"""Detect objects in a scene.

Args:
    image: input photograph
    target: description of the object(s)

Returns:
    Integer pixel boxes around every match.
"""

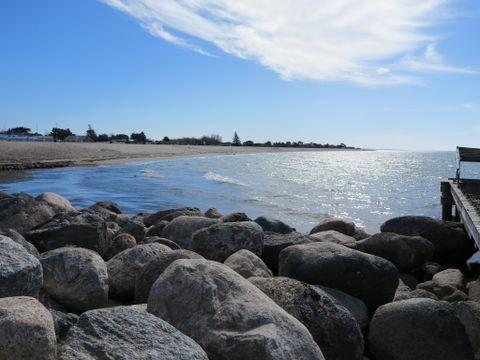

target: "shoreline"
[0,141,366,173]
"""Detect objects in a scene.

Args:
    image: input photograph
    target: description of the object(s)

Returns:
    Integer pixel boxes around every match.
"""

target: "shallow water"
[1,150,478,233]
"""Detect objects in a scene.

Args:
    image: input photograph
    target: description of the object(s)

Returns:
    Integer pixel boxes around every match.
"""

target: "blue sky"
[0,0,479,150]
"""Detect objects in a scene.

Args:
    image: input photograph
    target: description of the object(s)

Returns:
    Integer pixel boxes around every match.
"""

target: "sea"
[1,150,479,234]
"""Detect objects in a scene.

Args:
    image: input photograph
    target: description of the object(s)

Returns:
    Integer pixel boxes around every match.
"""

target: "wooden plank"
[458,147,480,162]
[449,180,480,249]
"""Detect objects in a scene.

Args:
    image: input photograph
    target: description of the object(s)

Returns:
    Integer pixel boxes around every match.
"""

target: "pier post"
[441,181,453,221]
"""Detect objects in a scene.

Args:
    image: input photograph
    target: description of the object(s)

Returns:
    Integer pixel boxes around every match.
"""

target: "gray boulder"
[416,280,468,302]
[101,232,137,260]
[0,296,57,360]
[147,259,325,360]
[394,280,438,301]
[25,211,104,252]
[49,309,79,341]
[0,228,39,257]
[220,212,252,222]
[36,192,75,213]
[0,192,69,234]
[380,216,473,264]
[224,249,273,278]
[250,276,364,360]
[161,216,218,249]
[205,207,223,218]
[58,305,208,359]
[310,230,356,245]
[139,236,181,249]
[90,200,122,214]
[107,243,172,299]
[254,216,294,234]
[368,298,474,360]
[262,231,313,274]
[118,219,147,242]
[467,279,480,302]
[144,207,203,226]
[310,217,356,236]
[135,249,204,303]
[351,232,434,271]
[0,235,43,297]
[279,242,399,310]
[433,268,465,290]
[453,301,480,360]
[39,247,108,311]
[145,220,169,237]
[191,221,264,262]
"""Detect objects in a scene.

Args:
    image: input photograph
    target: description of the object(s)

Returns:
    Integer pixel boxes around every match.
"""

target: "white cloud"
[100,0,475,85]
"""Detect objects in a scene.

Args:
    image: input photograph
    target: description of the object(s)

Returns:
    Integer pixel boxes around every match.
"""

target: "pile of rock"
[0,192,479,359]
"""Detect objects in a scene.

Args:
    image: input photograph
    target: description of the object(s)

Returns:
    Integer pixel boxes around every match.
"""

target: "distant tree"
[86,125,98,141]
[243,140,254,146]
[112,134,129,141]
[5,127,31,135]
[97,133,110,142]
[131,131,147,143]
[50,127,72,142]
[232,131,241,146]
[162,136,170,143]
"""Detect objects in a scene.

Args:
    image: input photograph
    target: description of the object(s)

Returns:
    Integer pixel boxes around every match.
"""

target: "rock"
[453,301,480,360]
[25,211,104,252]
[88,204,122,223]
[39,247,108,311]
[90,200,122,214]
[0,235,43,298]
[140,236,181,249]
[399,273,419,289]
[0,296,57,359]
[101,232,137,260]
[144,207,203,226]
[148,259,325,360]
[416,280,468,302]
[380,216,474,264]
[279,242,399,310]
[262,231,313,274]
[135,249,204,303]
[250,276,364,360]
[254,216,294,234]
[0,228,39,257]
[394,280,438,301]
[467,280,480,302]
[368,298,474,360]
[205,207,223,218]
[107,243,172,299]
[145,220,169,237]
[220,212,252,222]
[420,261,443,280]
[50,309,79,341]
[318,286,370,333]
[433,268,465,291]
[118,220,147,242]
[310,217,356,236]
[161,216,218,249]
[310,230,356,245]
[191,221,264,262]
[353,228,371,241]
[224,249,273,278]
[351,232,434,271]
[58,305,208,360]
[0,192,68,234]
[36,192,75,213]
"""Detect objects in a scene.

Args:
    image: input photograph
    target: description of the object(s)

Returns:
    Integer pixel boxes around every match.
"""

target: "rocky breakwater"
[0,191,479,359]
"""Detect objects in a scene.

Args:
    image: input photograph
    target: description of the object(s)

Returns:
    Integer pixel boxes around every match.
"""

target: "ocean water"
[1,150,479,233]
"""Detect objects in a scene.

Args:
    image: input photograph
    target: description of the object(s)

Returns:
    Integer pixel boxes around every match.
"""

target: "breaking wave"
[203,171,246,186]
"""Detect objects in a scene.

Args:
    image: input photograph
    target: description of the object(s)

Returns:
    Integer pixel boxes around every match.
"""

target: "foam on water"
[203,171,246,186]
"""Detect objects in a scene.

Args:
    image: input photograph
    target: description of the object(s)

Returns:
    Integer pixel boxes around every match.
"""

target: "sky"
[0,0,479,150]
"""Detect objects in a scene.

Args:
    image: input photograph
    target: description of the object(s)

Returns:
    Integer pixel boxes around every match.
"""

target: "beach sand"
[0,141,358,171]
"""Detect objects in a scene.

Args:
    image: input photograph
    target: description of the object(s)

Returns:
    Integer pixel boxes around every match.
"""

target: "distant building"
[64,135,93,143]
[0,134,53,142]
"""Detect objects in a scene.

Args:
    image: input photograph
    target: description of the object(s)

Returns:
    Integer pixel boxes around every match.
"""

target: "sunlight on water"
[2,150,479,233]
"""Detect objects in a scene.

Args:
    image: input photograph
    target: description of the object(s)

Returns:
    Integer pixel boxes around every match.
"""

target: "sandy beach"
[0,141,359,171]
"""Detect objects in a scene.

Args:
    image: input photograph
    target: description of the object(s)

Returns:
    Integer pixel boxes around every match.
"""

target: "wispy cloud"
[100,0,475,85]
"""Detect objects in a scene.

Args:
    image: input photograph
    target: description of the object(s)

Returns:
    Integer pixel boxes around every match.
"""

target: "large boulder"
[205,207,222,218]
[118,219,147,242]
[58,305,208,359]
[139,236,181,249]
[36,192,75,213]
[107,243,172,299]
[0,192,69,234]
[0,235,43,298]
[310,230,356,245]
[250,276,364,360]
[368,298,474,360]
[380,216,474,263]
[39,247,108,311]
[393,280,438,302]
[101,232,137,260]
[254,216,294,234]
[161,216,218,249]
[350,232,434,271]
[191,221,264,262]
[432,268,465,291]
[416,280,468,302]
[49,309,79,341]
[135,249,204,303]
[25,211,105,252]
[0,228,39,257]
[144,207,203,226]
[310,217,356,236]
[145,220,169,237]
[0,296,57,359]
[220,212,252,222]
[224,249,273,278]
[148,259,325,360]
[453,301,480,360]
[279,242,399,310]
[262,231,313,274]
